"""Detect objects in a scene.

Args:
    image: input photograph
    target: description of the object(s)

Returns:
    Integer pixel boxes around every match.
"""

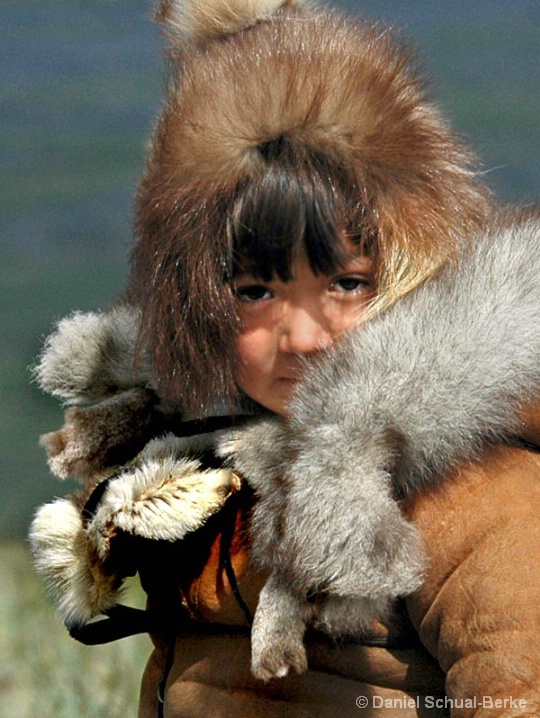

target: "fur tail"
[29,499,121,628]
[292,214,540,492]
[155,0,302,47]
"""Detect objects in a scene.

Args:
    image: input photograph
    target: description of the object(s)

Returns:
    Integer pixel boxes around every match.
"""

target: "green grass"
[0,542,151,718]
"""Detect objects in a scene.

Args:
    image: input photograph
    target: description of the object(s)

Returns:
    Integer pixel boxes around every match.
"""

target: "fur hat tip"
[156,0,302,47]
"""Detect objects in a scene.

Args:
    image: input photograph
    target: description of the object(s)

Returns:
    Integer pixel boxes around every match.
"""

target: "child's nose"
[278,306,333,356]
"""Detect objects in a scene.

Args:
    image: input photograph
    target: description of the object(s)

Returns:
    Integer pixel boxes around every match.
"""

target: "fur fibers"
[40,387,160,481]
[30,498,122,627]
[33,305,151,404]
[156,0,301,46]
[225,214,540,680]
[30,432,240,627]
[86,452,240,555]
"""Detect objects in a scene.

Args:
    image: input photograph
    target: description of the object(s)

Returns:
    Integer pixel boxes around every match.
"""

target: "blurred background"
[1,0,538,715]
[3,0,540,541]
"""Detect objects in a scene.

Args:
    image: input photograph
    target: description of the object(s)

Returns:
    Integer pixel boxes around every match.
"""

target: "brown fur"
[130,2,492,414]
[40,388,162,482]
[155,0,301,46]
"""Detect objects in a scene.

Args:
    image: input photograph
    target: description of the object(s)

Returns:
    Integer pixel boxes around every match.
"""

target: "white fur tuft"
[29,448,240,627]
[88,457,241,555]
[29,499,120,627]
[33,305,150,404]
[156,0,302,47]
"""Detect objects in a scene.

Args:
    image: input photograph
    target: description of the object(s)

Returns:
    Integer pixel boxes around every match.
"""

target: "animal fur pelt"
[30,432,240,628]
[34,304,151,404]
[224,213,540,680]
[31,213,540,675]
[156,0,301,47]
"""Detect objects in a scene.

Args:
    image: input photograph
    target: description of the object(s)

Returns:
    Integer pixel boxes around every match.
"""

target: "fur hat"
[143,0,488,270]
[131,0,491,412]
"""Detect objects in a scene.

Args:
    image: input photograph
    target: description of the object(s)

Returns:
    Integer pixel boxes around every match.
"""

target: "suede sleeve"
[404,445,540,717]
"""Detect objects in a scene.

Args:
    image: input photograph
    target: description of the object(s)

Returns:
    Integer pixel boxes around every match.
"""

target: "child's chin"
[271,378,300,415]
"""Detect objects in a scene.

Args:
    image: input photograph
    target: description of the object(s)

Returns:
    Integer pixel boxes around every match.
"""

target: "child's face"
[233,251,375,416]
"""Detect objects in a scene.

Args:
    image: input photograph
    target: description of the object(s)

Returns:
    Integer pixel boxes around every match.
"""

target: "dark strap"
[81,477,114,526]
[69,605,161,645]
[165,413,255,438]
[507,435,540,454]
[219,495,254,626]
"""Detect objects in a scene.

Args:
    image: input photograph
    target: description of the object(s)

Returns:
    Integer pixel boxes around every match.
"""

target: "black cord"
[219,492,253,626]
[222,551,253,626]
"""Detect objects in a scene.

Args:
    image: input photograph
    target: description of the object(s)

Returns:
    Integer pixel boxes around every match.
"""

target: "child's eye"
[233,284,273,303]
[331,275,371,294]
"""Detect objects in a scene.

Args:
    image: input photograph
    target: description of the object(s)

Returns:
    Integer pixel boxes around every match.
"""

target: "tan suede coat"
[139,438,540,718]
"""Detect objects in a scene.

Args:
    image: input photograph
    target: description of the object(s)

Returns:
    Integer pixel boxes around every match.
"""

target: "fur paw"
[251,624,308,681]
[250,574,309,681]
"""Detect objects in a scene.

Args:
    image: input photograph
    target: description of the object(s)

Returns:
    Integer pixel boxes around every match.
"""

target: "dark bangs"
[227,141,373,282]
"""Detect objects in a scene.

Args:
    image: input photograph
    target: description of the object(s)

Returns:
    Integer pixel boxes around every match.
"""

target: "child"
[31,1,540,716]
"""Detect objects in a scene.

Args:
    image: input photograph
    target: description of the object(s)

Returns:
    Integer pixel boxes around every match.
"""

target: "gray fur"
[226,216,540,680]
[32,215,540,679]
[33,304,152,404]
[294,215,540,490]
[228,418,425,680]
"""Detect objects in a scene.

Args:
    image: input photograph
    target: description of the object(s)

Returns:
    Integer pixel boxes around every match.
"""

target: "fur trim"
[156,0,302,47]
[39,388,160,481]
[30,435,241,627]
[33,305,149,404]
[87,456,241,557]
[29,499,120,628]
